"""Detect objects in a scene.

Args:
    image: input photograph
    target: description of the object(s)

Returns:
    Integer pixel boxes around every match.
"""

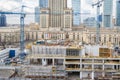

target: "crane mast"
[20,5,26,59]
[92,0,104,44]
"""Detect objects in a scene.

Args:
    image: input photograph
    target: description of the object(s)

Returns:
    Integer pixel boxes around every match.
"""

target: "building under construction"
[25,40,120,80]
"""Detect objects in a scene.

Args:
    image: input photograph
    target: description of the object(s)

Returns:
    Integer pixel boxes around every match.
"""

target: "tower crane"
[0,5,26,59]
[92,0,104,44]
[0,3,91,59]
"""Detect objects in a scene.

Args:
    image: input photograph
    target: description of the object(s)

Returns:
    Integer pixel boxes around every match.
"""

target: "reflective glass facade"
[116,1,120,26]
[0,14,6,26]
[35,0,48,24]
[103,0,113,27]
[72,0,81,26]
[39,0,48,8]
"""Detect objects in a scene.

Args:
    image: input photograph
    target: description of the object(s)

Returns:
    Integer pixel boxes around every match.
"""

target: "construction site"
[0,38,120,80]
[1,39,120,80]
[0,0,120,80]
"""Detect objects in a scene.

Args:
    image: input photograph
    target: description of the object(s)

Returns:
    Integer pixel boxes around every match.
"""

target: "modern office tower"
[103,0,113,27]
[39,0,48,8]
[72,0,81,26]
[0,14,6,27]
[83,17,96,27]
[35,7,40,24]
[35,0,48,24]
[116,1,120,26]
[49,0,67,28]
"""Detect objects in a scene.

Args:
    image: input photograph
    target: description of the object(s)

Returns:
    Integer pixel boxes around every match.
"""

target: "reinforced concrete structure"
[26,40,120,80]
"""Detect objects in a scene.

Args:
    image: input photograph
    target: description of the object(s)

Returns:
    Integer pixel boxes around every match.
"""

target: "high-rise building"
[72,0,81,26]
[103,0,113,27]
[35,0,48,24]
[35,7,40,24]
[49,0,67,28]
[40,0,72,31]
[116,1,120,26]
[0,14,6,27]
[39,0,48,8]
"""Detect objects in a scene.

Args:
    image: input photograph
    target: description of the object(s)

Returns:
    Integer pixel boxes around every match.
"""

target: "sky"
[0,0,117,24]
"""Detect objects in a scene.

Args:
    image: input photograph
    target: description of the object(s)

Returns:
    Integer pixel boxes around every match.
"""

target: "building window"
[77,34,79,40]
[94,37,96,43]
[104,37,106,43]
[42,34,44,39]
[66,33,69,39]
[99,37,101,42]
[115,38,117,43]
[109,37,111,42]
[41,11,47,14]
[65,11,70,14]
[73,33,75,40]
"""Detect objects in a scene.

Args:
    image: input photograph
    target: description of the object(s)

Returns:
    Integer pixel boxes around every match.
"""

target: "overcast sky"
[0,0,117,24]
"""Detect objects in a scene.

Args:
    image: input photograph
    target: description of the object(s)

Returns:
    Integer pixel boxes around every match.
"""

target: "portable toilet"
[9,50,15,58]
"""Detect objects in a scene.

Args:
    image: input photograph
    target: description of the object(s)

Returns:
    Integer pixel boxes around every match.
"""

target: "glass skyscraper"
[103,0,113,27]
[72,0,81,26]
[0,14,6,26]
[116,1,120,26]
[35,0,48,24]
[35,7,40,24]
[39,0,48,8]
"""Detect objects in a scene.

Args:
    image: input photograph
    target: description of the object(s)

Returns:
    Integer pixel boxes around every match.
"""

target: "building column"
[92,59,94,80]
[63,59,65,68]
[102,60,105,77]
[80,71,82,79]
[92,71,94,80]
[42,58,47,66]
[53,58,55,66]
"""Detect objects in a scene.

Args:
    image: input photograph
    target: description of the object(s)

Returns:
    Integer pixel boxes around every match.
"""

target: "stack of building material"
[0,69,15,79]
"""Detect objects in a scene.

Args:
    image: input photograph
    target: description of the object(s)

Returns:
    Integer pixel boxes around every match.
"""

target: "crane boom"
[0,7,91,59]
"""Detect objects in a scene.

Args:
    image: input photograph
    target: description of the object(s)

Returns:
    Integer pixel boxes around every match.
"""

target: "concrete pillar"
[102,72,105,77]
[80,71,82,79]
[92,71,94,80]
[53,58,54,66]
[63,59,65,68]
[102,59,105,77]
[42,58,47,66]
[92,59,94,70]
[116,65,118,70]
